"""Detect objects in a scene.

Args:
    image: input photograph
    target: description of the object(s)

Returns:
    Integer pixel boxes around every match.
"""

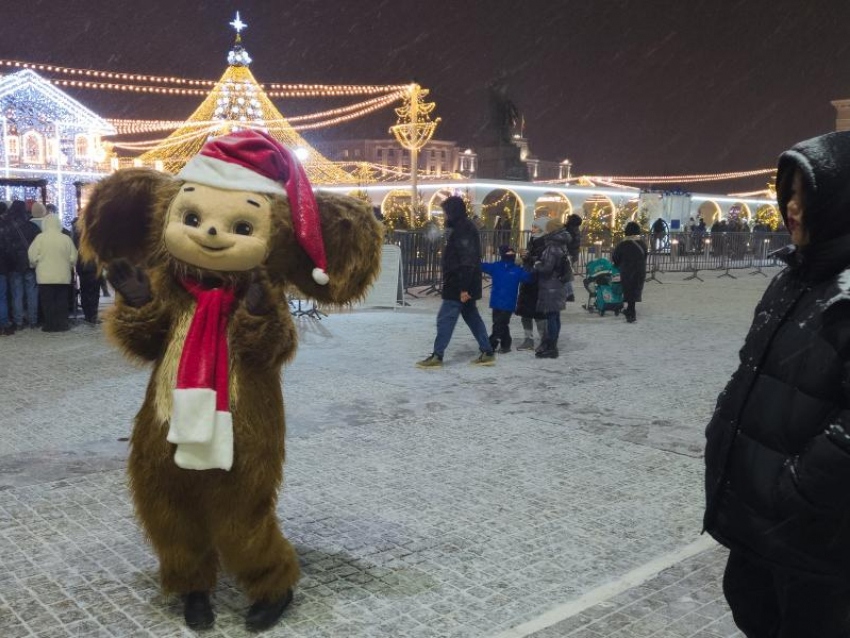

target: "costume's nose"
[208,227,217,236]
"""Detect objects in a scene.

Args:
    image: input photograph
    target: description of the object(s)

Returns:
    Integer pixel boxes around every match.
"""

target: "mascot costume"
[80,130,382,631]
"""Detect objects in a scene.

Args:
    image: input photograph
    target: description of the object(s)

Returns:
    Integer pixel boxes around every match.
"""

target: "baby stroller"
[583,258,624,317]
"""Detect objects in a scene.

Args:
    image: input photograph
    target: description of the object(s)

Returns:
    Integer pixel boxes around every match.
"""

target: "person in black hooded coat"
[612,222,647,323]
[704,131,850,638]
[416,196,495,367]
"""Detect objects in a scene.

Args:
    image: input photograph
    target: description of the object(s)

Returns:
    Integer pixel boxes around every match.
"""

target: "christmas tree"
[141,13,353,183]
[755,204,781,230]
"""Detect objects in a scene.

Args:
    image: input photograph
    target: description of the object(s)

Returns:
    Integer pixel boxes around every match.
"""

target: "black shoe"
[183,591,214,630]
[498,346,512,354]
[626,315,636,323]
[3,325,15,336]
[246,589,294,632]
[566,294,575,302]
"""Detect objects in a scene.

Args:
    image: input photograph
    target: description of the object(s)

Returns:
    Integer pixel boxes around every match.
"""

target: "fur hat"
[545,219,561,233]
[30,202,46,218]
[531,218,548,232]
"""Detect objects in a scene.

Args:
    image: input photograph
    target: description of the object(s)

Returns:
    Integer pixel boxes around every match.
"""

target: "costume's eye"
[183,211,201,228]
[234,221,253,236]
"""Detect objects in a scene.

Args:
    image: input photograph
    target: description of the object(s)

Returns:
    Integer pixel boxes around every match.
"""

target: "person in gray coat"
[533,219,568,358]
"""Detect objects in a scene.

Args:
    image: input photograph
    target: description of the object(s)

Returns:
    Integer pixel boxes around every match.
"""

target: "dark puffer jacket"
[441,213,483,301]
[534,229,568,313]
[704,131,850,581]
[515,235,546,319]
[612,237,647,303]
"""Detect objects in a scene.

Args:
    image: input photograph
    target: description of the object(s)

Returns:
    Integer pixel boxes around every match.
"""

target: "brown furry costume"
[81,167,382,609]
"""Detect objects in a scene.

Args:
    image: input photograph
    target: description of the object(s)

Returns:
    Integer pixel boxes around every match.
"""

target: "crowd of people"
[416,197,646,367]
[0,200,106,335]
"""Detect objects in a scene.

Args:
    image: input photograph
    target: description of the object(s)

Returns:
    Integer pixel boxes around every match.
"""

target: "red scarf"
[167,280,237,471]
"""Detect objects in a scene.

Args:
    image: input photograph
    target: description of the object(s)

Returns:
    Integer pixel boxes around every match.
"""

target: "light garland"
[0,58,411,96]
[539,168,775,186]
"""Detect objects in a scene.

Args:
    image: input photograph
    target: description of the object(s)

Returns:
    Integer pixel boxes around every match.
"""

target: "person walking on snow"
[704,131,850,638]
[612,221,647,323]
[481,245,532,353]
[417,196,495,368]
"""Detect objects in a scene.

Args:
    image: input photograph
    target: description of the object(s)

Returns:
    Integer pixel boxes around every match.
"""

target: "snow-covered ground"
[0,269,774,637]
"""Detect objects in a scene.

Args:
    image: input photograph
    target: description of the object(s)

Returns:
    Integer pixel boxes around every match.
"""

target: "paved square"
[0,270,770,637]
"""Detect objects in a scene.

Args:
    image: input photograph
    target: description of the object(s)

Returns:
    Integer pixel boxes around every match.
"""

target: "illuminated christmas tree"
[141,13,353,183]
[755,204,781,230]
[583,201,613,247]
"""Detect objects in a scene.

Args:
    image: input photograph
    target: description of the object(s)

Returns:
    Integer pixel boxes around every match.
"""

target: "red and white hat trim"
[178,153,286,196]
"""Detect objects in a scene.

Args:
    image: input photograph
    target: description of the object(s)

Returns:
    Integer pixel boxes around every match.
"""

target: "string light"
[106,91,407,135]
[0,58,410,95]
[539,168,775,185]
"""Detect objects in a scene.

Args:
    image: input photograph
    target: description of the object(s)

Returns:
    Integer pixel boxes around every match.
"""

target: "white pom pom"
[312,267,330,286]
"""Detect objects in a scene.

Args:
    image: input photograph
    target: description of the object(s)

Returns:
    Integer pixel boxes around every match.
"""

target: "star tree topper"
[230,12,247,41]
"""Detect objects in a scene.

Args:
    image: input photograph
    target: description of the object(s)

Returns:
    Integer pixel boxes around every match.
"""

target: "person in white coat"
[28,215,76,332]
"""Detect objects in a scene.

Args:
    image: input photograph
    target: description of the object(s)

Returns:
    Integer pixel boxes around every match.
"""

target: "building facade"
[0,69,115,224]
[833,99,850,132]
[316,136,570,181]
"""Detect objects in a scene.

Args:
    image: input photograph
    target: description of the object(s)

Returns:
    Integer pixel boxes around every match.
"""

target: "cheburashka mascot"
[80,130,382,632]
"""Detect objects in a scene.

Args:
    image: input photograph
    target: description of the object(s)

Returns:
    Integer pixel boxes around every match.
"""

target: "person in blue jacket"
[481,245,532,353]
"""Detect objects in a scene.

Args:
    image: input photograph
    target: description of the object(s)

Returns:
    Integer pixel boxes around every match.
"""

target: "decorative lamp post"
[390,83,440,223]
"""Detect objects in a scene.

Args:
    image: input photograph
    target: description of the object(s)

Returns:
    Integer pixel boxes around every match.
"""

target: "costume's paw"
[183,591,215,631]
[245,589,293,632]
[107,259,152,308]
[244,279,271,315]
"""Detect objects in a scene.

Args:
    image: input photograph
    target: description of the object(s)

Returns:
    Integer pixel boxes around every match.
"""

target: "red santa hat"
[177,129,329,285]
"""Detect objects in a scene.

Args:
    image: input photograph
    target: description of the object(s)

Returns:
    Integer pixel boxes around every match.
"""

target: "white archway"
[534,191,572,223]
[698,200,722,226]
[481,188,524,230]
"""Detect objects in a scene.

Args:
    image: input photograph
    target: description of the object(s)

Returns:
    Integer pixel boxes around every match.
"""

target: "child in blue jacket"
[481,245,533,353]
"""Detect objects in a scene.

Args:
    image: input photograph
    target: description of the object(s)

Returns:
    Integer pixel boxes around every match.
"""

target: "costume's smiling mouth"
[190,235,234,253]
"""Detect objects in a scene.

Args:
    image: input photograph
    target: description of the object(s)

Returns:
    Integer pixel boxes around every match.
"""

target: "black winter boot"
[535,340,550,358]
[183,591,215,630]
[245,589,294,632]
[536,340,559,359]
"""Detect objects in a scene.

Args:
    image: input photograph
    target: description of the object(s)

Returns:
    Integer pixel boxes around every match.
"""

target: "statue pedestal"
[475,144,529,181]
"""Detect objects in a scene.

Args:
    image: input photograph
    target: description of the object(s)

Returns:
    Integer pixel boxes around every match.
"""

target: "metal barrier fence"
[387,230,789,293]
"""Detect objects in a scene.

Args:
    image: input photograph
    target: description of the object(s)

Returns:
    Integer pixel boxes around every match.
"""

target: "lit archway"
[534,191,572,222]
[698,200,722,226]
[582,195,617,246]
[381,189,424,230]
[481,188,523,230]
[729,202,752,224]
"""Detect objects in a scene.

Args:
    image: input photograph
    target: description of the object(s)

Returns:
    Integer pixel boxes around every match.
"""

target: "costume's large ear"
[80,168,176,265]
[267,192,384,304]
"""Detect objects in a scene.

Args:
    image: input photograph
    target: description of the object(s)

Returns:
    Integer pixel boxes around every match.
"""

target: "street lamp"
[390,84,440,223]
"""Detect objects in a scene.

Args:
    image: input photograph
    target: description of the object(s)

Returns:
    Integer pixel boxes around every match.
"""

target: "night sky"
[3,0,848,188]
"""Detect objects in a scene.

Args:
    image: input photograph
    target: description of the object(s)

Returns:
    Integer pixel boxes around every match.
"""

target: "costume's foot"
[471,352,496,366]
[183,591,214,630]
[516,338,535,351]
[416,353,443,368]
[246,589,293,632]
